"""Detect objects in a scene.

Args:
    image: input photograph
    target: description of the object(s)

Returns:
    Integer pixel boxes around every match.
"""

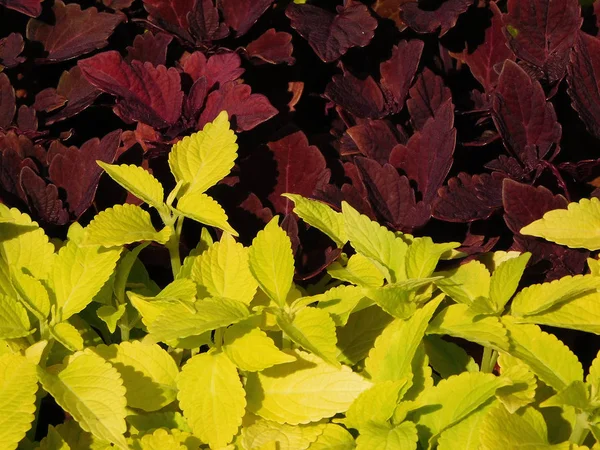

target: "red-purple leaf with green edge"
[355,156,430,231]
[20,167,69,225]
[346,120,400,165]
[246,29,295,65]
[406,68,451,130]
[454,2,515,91]
[493,60,561,165]
[48,130,122,218]
[502,179,588,280]
[26,1,123,62]
[0,0,42,17]
[567,31,600,140]
[266,130,330,215]
[286,1,378,63]
[181,51,244,89]
[44,66,100,125]
[400,0,473,36]
[78,51,183,129]
[126,31,173,66]
[503,0,582,83]
[324,70,386,119]
[390,99,456,205]
[198,81,277,132]
[380,40,424,113]
[0,33,25,69]
[218,0,274,37]
[0,73,16,129]
[188,0,228,43]
[433,172,505,222]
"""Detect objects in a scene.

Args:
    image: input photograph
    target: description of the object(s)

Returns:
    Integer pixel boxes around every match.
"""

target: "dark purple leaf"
[503,0,582,83]
[380,40,424,113]
[355,157,430,231]
[198,81,277,132]
[34,88,67,113]
[26,1,123,62]
[184,77,207,121]
[20,167,69,225]
[324,70,386,119]
[188,0,228,42]
[406,68,451,130]
[246,29,295,65]
[181,51,244,90]
[286,1,378,63]
[102,0,135,10]
[0,33,25,69]
[485,155,529,180]
[78,51,183,129]
[48,130,121,218]
[400,0,473,36]
[0,0,42,17]
[390,99,456,204]
[433,172,505,222]
[45,66,101,125]
[346,120,399,165]
[0,74,16,129]
[126,32,173,66]
[143,0,193,31]
[16,106,37,132]
[266,131,330,215]
[218,0,273,37]
[492,60,562,164]
[281,214,300,255]
[567,32,600,140]
[455,2,515,91]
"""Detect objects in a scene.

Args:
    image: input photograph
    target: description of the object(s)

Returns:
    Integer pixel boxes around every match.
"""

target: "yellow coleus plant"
[2,112,600,450]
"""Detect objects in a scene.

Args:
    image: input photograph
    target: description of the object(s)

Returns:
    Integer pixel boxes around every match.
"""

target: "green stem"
[481,347,498,373]
[214,328,224,351]
[569,411,590,445]
[162,217,181,278]
[119,324,130,342]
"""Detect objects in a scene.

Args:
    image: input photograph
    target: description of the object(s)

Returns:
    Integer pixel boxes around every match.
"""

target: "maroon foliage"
[189,0,228,43]
[0,0,42,17]
[406,68,452,130]
[126,32,173,66]
[26,1,123,62]
[181,51,244,90]
[325,70,385,119]
[219,0,274,37]
[78,51,183,129]
[246,29,295,65]
[266,131,329,215]
[400,0,473,36]
[380,40,424,112]
[492,60,561,165]
[346,120,400,165]
[0,33,25,69]
[286,1,378,63]
[20,167,69,225]
[503,0,582,83]
[0,74,16,129]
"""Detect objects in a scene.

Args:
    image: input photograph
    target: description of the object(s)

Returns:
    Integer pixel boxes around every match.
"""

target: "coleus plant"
[2,112,600,450]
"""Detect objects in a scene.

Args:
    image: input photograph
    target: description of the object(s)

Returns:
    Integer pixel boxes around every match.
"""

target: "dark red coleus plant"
[2,0,600,286]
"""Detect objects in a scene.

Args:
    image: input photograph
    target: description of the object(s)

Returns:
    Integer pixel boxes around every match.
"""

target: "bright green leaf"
[365,295,443,383]
[520,197,600,250]
[92,340,179,412]
[246,350,371,425]
[540,380,591,410]
[51,322,84,351]
[355,422,417,450]
[241,417,326,450]
[175,191,237,236]
[502,318,583,391]
[588,349,600,401]
[283,194,347,247]
[313,285,369,326]
[437,403,493,450]
[435,260,491,306]
[37,351,128,448]
[489,252,530,312]
[82,204,171,247]
[191,233,256,304]
[51,241,121,321]
[306,423,355,450]
[511,274,600,317]
[223,320,296,371]
[96,162,165,212]
[327,253,384,288]
[0,353,38,450]
[277,307,340,367]
[169,110,238,196]
[133,428,186,450]
[11,271,50,320]
[0,294,31,339]
[364,279,440,320]
[126,411,190,435]
[406,238,459,279]
[496,353,537,413]
[423,336,479,379]
[178,351,246,448]
[38,425,71,450]
[96,304,126,334]
[249,217,294,307]
[342,201,408,283]
[345,380,409,431]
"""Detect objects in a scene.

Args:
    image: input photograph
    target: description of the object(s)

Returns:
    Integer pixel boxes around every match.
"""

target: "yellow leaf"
[249,217,295,307]
[355,422,417,450]
[51,322,84,351]
[327,253,384,288]
[241,417,326,450]
[178,351,246,448]
[191,234,256,304]
[521,197,600,250]
[0,353,37,450]
[97,163,165,212]
[175,192,238,236]
[11,271,51,320]
[246,350,371,424]
[313,285,369,326]
[169,110,238,195]
[133,428,187,450]
[37,352,128,448]
[0,294,31,339]
[435,260,491,306]
[344,380,409,431]
[306,423,355,450]
[223,320,295,371]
